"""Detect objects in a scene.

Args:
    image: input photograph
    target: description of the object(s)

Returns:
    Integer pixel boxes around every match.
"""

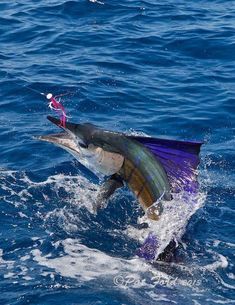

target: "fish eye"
[79,142,88,149]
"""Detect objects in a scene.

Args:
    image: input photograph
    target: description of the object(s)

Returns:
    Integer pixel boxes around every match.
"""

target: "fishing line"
[2,71,72,126]
[3,71,45,96]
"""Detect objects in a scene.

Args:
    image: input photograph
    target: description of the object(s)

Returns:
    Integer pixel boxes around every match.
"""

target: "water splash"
[0,165,232,305]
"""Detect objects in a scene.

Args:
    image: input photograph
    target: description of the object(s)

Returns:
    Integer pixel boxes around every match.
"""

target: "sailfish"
[37,116,202,260]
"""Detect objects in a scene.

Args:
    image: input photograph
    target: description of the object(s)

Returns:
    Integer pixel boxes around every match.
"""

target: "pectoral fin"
[93,174,124,211]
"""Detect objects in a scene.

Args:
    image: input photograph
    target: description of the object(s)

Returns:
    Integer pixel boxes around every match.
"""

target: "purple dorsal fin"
[129,136,203,193]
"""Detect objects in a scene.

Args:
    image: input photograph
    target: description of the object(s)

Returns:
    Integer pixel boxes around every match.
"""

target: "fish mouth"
[47,115,80,137]
[47,115,61,127]
[35,116,80,154]
[35,132,80,155]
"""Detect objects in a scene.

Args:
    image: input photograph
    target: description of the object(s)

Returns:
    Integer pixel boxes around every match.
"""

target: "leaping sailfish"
[37,116,202,260]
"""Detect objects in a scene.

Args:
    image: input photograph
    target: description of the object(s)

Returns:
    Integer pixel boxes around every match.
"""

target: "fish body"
[38,117,171,219]
[111,136,172,219]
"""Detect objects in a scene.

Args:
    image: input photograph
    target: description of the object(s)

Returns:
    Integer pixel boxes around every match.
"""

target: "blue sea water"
[0,0,234,304]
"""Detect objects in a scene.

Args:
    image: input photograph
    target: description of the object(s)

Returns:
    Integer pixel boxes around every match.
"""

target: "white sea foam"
[0,249,14,269]
[31,238,149,283]
[0,169,99,212]
[2,166,228,295]
[0,167,206,261]
[125,191,206,258]
[205,299,235,304]
[204,252,228,271]
[89,0,104,5]
[29,237,210,292]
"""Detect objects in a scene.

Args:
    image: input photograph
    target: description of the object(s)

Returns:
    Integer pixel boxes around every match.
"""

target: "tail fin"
[136,232,158,261]
[129,136,203,193]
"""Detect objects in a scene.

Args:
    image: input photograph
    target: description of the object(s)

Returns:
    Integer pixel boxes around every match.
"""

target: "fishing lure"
[46,93,67,127]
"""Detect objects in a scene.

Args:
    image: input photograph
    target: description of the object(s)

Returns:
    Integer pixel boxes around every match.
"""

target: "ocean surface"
[0,1,234,304]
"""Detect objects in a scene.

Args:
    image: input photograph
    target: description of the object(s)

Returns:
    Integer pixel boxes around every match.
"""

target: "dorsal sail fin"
[128,136,203,193]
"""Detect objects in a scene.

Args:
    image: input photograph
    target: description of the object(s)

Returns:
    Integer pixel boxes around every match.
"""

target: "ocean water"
[0,0,234,304]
